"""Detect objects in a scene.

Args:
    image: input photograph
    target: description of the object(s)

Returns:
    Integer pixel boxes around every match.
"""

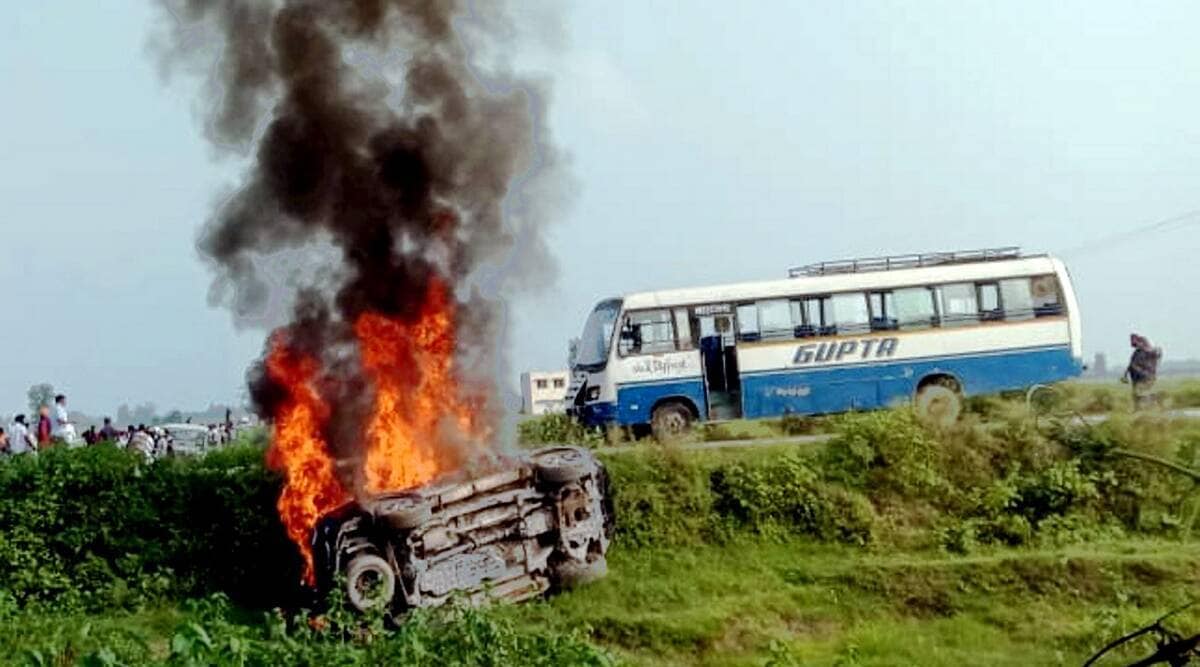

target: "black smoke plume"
[153,1,564,467]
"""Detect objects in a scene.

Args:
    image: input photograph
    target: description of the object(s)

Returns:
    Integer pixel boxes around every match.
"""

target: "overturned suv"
[312,447,613,614]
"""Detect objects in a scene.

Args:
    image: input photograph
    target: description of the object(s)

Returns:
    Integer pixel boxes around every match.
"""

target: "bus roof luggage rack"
[788,246,1022,278]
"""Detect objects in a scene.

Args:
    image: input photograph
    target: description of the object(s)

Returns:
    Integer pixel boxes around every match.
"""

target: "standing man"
[1122,333,1163,410]
[8,415,34,455]
[52,394,78,446]
[0,427,7,454]
[36,405,52,449]
[98,417,117,442]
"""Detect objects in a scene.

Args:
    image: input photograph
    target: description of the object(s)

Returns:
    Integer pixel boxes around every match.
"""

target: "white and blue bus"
[567,248,1083,438]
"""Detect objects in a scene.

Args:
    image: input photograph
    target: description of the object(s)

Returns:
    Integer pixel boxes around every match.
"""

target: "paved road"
[596,407,1200,456]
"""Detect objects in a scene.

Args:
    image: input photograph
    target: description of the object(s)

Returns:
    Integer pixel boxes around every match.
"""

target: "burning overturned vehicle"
[311,447,613,613]
[162,0,604,620]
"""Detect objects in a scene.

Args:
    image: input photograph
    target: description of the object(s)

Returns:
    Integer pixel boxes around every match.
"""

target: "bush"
[769,413,821,436]
[821,410,944,497]
[10,594,614,667]
[712,451,874,544]
[0,444,300,612]
[601,449,716,547]
[517,414,604,448]
[4,399,1199,619]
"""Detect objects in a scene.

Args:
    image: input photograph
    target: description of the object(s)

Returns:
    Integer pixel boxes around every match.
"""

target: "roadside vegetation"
[4,384,1200,664]
[516,378,1200,449]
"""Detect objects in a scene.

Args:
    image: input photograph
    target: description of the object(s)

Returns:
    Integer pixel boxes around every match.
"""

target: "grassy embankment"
[3,383,1200,665]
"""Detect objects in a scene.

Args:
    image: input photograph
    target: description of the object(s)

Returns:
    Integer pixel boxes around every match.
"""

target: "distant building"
[1092,352,1107,376]
[520,370,569,415]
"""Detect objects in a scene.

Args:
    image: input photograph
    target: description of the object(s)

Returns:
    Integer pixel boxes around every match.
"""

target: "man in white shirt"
[129,426,155,461]
[7,415,34,455]
[52,394,78,446]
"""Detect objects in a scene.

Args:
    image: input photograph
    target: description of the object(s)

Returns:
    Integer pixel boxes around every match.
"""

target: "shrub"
[0,444,299,612]
[711,452,874,544]
[769,412,821,436]
[517,414,604,448]
[821,410,944,497]
[12,594,614,667]
[601,449,716,547]
[4,400,1200,618]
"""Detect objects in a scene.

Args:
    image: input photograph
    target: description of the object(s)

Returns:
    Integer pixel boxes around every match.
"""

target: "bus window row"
[735,274,1063,342]
[615,275,1064,356]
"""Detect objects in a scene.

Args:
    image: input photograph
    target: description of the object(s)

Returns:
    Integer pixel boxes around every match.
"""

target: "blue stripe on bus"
[615,378,708,425]
[741,345,1080,419]
[583,345,1081,427]
[575,401,618,427]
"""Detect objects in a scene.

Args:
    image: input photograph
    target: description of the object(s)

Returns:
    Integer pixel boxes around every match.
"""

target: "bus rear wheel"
[651,402,692,442]
[915,379,962,427]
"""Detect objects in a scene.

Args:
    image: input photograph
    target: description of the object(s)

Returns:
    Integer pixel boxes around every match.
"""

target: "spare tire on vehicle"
[533,447,596,484]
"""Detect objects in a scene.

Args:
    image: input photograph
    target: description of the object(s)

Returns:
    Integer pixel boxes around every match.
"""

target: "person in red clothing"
[36,405,52,449]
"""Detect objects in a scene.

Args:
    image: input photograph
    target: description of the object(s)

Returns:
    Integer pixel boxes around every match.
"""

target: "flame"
[264,277,487,584]
[263,337,350,584]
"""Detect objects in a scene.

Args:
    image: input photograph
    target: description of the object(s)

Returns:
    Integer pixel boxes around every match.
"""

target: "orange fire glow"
[264,277,487,583]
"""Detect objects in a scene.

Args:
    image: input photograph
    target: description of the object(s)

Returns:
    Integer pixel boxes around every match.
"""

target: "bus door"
[694,304,742,420]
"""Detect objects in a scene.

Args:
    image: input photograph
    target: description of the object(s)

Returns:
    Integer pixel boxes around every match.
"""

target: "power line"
[1059,209,1200,257]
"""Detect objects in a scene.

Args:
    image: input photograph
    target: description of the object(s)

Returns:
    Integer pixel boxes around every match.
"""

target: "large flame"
[264,278,487,583]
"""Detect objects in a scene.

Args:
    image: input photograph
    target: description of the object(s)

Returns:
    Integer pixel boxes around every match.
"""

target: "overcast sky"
[1,2,1197,416]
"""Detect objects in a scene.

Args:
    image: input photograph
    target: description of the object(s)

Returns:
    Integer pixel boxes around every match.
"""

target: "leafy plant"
[517,414,605,448]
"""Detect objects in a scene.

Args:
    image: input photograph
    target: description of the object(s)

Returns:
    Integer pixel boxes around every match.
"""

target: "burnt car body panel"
[312,446,612,612]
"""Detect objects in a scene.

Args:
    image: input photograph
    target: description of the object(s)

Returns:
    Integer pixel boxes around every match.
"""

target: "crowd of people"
[0,394,241,460]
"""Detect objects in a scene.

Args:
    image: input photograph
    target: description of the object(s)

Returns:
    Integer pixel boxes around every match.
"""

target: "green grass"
[510,538,1200,666]
[8,538,1199,666]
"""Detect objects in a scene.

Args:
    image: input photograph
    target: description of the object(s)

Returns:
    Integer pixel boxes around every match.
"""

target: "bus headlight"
[585,386,601,402]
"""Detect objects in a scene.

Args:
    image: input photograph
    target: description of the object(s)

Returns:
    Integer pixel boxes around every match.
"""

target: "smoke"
[154,1,566,469]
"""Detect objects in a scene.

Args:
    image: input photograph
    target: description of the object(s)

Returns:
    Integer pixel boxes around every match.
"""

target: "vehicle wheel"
[344,554,396,613]
[377,494,434,530]
[534,447,596,484]
[915,380,962,427]
[554,556,608,589]
[651,402,692,441]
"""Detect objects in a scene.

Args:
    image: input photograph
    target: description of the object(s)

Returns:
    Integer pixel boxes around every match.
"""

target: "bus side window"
[1000,278,1035,321]
[830,292,870,335]
[619,310,676,356]
[736,303,760,342]
[893,287,937,330]
[674,308,695,350]
[757,299,793,340]
[977,282,1002,321]
[939,283,979,327]
[868,291,898,331]
[794,297,829,337]
[1030,275,1063,316]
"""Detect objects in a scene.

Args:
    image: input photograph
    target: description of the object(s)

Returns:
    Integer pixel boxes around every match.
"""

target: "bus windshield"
[576,299,621,369]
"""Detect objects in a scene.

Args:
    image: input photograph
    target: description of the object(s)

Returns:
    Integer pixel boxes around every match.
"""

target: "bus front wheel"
[651,402,692,441]
[915,380,962,427]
